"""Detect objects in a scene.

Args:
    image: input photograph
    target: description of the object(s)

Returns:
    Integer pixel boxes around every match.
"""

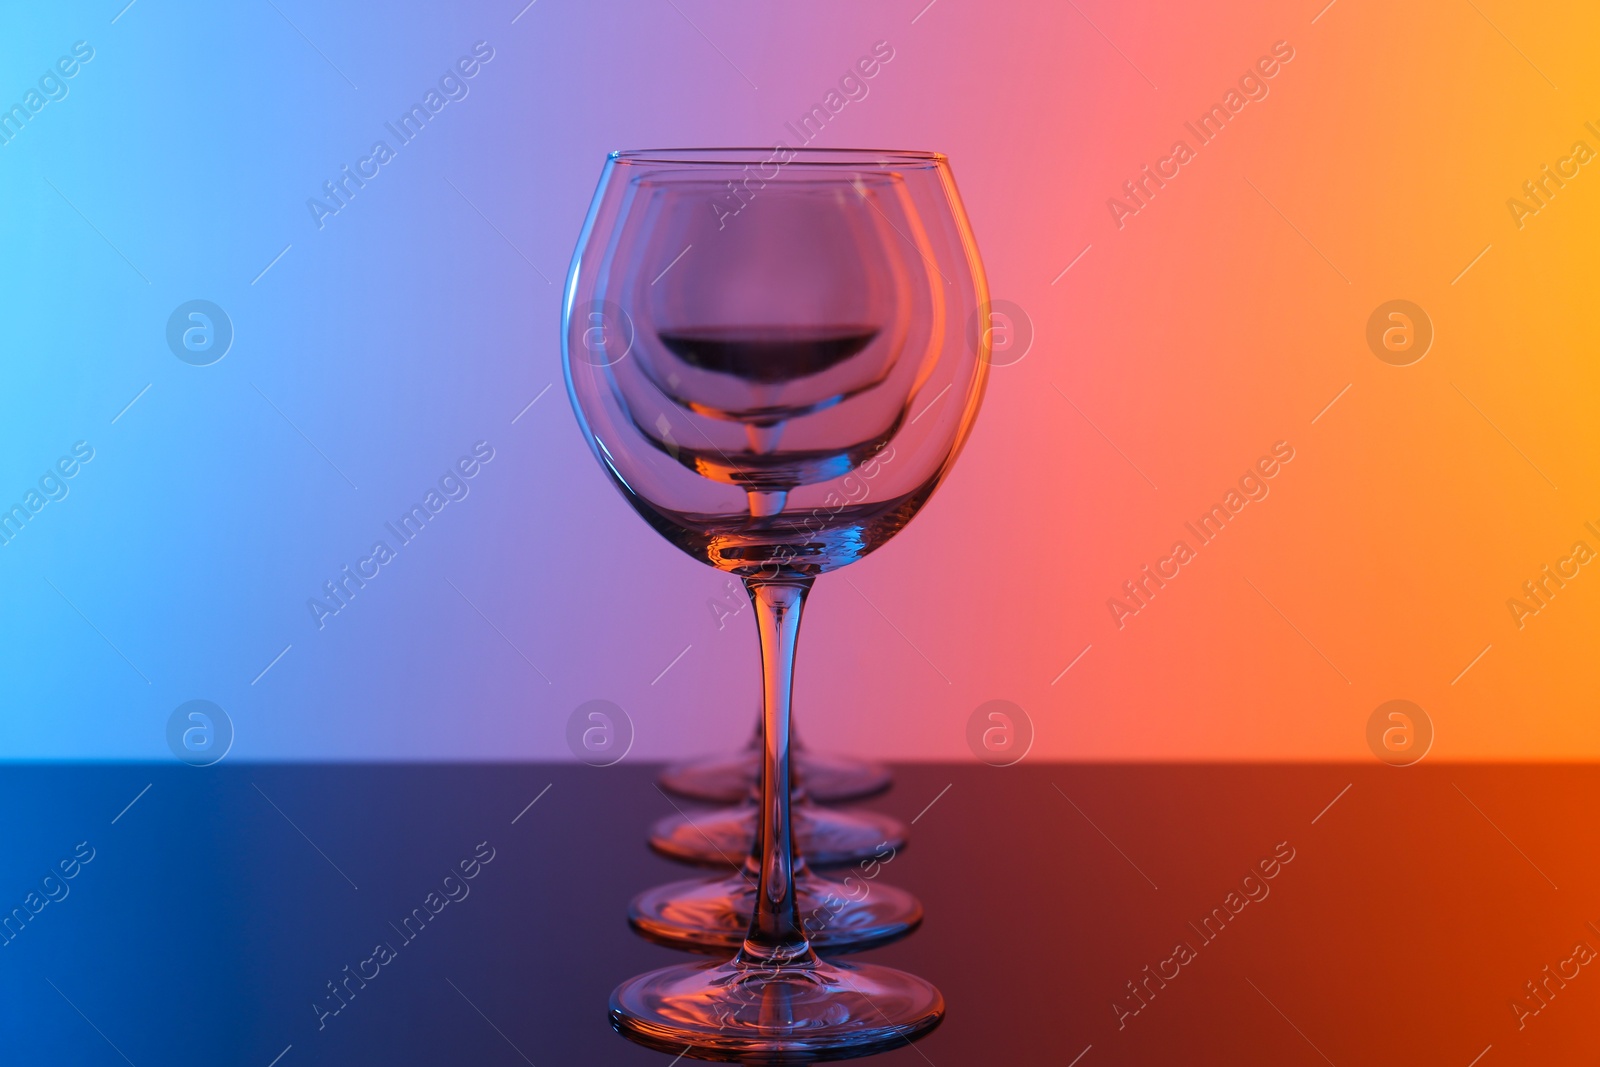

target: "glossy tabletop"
[2,762,1593,1065]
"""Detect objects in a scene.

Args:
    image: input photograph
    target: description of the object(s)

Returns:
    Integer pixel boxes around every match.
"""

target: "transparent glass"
[660,729,892,804]
[564,146,988,1060]
[643,734,914,955]
[648,788,906,868]
[630,836,920,956]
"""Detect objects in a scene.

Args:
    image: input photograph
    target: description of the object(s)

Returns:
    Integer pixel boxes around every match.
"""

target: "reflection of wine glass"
[564,148,989,1060]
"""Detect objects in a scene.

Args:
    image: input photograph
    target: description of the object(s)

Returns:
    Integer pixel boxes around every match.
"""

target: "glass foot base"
[650,803,906,868]
[610,957,943,1063]
[630,868,922,955]
[660,749,892,805]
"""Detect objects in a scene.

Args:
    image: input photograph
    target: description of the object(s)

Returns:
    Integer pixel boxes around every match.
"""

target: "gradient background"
[1,0,1596,763]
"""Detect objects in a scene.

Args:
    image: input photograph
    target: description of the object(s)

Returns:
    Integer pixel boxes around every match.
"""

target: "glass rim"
[609,147,946,167]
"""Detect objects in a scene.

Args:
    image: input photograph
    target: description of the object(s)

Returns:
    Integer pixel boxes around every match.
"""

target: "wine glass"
[660,716,892,803]
[563,147,989,1060]
[648,778,906,867]
[629,836,921,956]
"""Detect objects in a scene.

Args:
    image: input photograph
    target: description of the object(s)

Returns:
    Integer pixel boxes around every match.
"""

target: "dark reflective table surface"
[3,763,1595,1064]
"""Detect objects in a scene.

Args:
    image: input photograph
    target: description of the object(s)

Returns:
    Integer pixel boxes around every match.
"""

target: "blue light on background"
[1,0,996,762]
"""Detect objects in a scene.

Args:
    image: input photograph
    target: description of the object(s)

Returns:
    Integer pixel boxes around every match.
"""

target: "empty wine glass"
[649,782,907,867]
[660,718,892,803]
[564,147,989,1060]
[629,836,920,956]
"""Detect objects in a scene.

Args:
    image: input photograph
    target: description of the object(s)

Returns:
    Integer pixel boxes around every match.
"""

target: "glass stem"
[737,575,817,967]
